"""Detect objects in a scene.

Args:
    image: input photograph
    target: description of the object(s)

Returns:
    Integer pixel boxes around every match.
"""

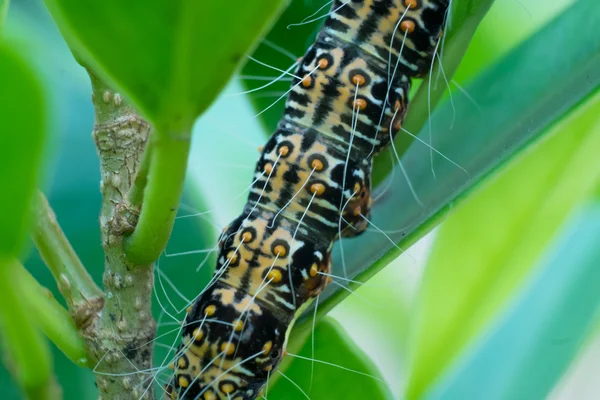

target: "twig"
[30,191,104,328]
[16,262,89,368]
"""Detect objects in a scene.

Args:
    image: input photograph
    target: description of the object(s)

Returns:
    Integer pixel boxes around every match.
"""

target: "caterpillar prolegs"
[169,0,449,398]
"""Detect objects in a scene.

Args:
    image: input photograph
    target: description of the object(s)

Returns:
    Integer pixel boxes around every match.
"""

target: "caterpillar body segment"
[169,0,449,398]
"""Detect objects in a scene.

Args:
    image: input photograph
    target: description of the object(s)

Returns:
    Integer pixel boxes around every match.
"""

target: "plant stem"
[84,71,156,399]
[127,136,154,208]
[31,191,104,328]
[16,262,90,368]
[0,257,61,400]
[123,133,191,265]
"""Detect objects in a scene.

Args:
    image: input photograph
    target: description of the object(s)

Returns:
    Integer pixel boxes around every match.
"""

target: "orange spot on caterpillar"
[221,341,236,356]
[242,231,253,243]
[301,75,312,87]
[192,328,204,342]
[401,20,415,33]
[311,158,324,171]
[203,391,217,400]
[404,0,418,8]
[264,162,273,174]
[353,98,367,111]
[273,244,287,257]
[204,305,216,317]
[310,183,326,196]
[309,264,318,277]
[262,341,273,354]
[267,269,283,283]
[178,357,187,369]
[278,145,290,156]
[318,57,329,69]
[220,383,236,394]
[226,251,238,264]
[233,319,244,332]
[351,74,366,86]
[178,376,189,388]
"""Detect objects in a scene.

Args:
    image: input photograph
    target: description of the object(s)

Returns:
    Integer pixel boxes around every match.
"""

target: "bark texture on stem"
[84,71,156,399]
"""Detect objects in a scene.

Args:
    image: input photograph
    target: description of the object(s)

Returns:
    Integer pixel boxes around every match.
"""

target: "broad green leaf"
[269,317,392,400]
[43,0,288,134]
[406,90,600,398]
[426,203,600,399]
[300,0,600,322]
[241,0,327,135]
[0,42,54,396]
[372,0,495,185]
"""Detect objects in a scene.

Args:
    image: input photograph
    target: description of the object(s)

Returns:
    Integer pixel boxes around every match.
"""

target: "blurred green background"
[2,0,600,399]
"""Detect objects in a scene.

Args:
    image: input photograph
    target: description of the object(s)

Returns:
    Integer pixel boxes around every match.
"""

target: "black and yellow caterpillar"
[169,0,449,398]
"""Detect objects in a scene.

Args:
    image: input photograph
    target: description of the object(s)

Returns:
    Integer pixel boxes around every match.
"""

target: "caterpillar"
[168,0,449,398]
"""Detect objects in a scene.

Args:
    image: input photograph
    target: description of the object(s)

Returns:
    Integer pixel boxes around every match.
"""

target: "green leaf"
[405,90,600,398]
[0,260,58,398]
[0,0,9,33]
[43,0,288,133]
[301,0,600,322]
[241,0,327,135]
[0,42,55,398]
[372,0,495,185]
[269,317,392,400]
[0,43,46,257]
[426,202,600,399]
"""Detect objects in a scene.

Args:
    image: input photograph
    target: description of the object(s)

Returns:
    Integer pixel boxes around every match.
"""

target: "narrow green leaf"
[0,40,54,398]
[0,44,46,256]
[0,259,57,398]
[43,0,288,133]
[406,90,600,398]
[241,0,327,135]
[302,0,600,322]
[426,203,600,399]
[269,318,392,400]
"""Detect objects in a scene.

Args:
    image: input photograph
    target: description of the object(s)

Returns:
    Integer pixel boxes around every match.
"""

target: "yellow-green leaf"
[406,89,600,398]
